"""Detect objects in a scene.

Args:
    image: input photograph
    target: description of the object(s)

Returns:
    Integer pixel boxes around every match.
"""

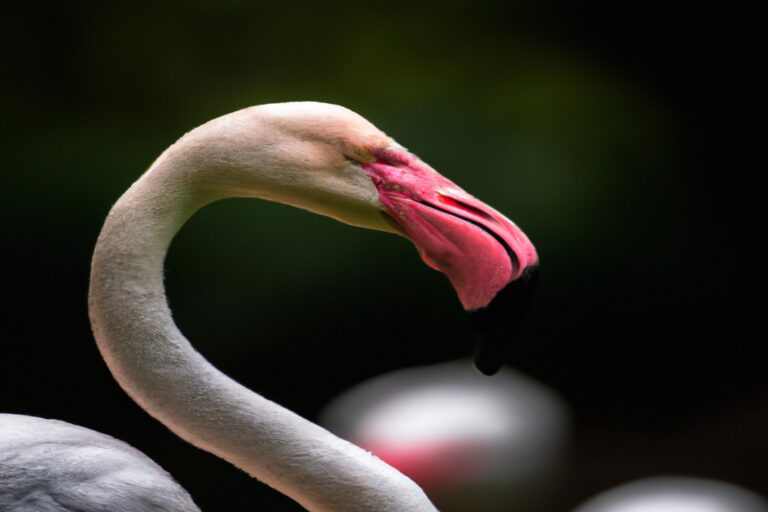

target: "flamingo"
[320,360,570,512]
[0,413,199,511]
[87,102,538,511]
[572,477,768,512]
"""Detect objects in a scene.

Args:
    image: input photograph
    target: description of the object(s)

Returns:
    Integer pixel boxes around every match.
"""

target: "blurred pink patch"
[363,438,482,492]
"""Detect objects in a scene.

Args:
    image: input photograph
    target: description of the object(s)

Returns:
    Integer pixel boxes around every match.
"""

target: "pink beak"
[363,148,538,312]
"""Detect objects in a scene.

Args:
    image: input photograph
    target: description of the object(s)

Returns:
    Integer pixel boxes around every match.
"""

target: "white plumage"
[0,414,199,512]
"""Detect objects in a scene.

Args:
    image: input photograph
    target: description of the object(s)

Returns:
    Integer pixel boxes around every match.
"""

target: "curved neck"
[88,154,436,511]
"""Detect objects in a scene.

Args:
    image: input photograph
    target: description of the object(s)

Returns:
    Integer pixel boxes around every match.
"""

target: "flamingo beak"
[362,148,539,375]
[469,265,538,375]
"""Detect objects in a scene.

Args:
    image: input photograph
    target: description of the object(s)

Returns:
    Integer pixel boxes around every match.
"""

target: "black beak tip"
[469,265,539,376]
[473,344,504,376]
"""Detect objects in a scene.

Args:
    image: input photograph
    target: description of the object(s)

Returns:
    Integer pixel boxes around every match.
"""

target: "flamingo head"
[217,102,539,374]
[359,147,539,375]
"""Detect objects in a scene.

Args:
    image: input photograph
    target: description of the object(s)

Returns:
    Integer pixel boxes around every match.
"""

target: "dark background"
[1,1,765,510]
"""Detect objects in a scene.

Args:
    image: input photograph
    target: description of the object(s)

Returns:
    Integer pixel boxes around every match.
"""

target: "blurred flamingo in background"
[321,360,569,512]
[573,477,768,512]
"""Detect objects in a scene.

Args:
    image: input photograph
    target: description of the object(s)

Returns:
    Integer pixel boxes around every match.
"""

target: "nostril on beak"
[470,265,539,375]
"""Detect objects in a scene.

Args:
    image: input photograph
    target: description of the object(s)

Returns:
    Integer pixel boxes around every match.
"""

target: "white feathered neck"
[88,103,436,511]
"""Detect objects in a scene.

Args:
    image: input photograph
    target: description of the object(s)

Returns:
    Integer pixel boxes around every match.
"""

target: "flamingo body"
[320,361,570,511]
[573,477,768,512]
[0,414,199,512]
